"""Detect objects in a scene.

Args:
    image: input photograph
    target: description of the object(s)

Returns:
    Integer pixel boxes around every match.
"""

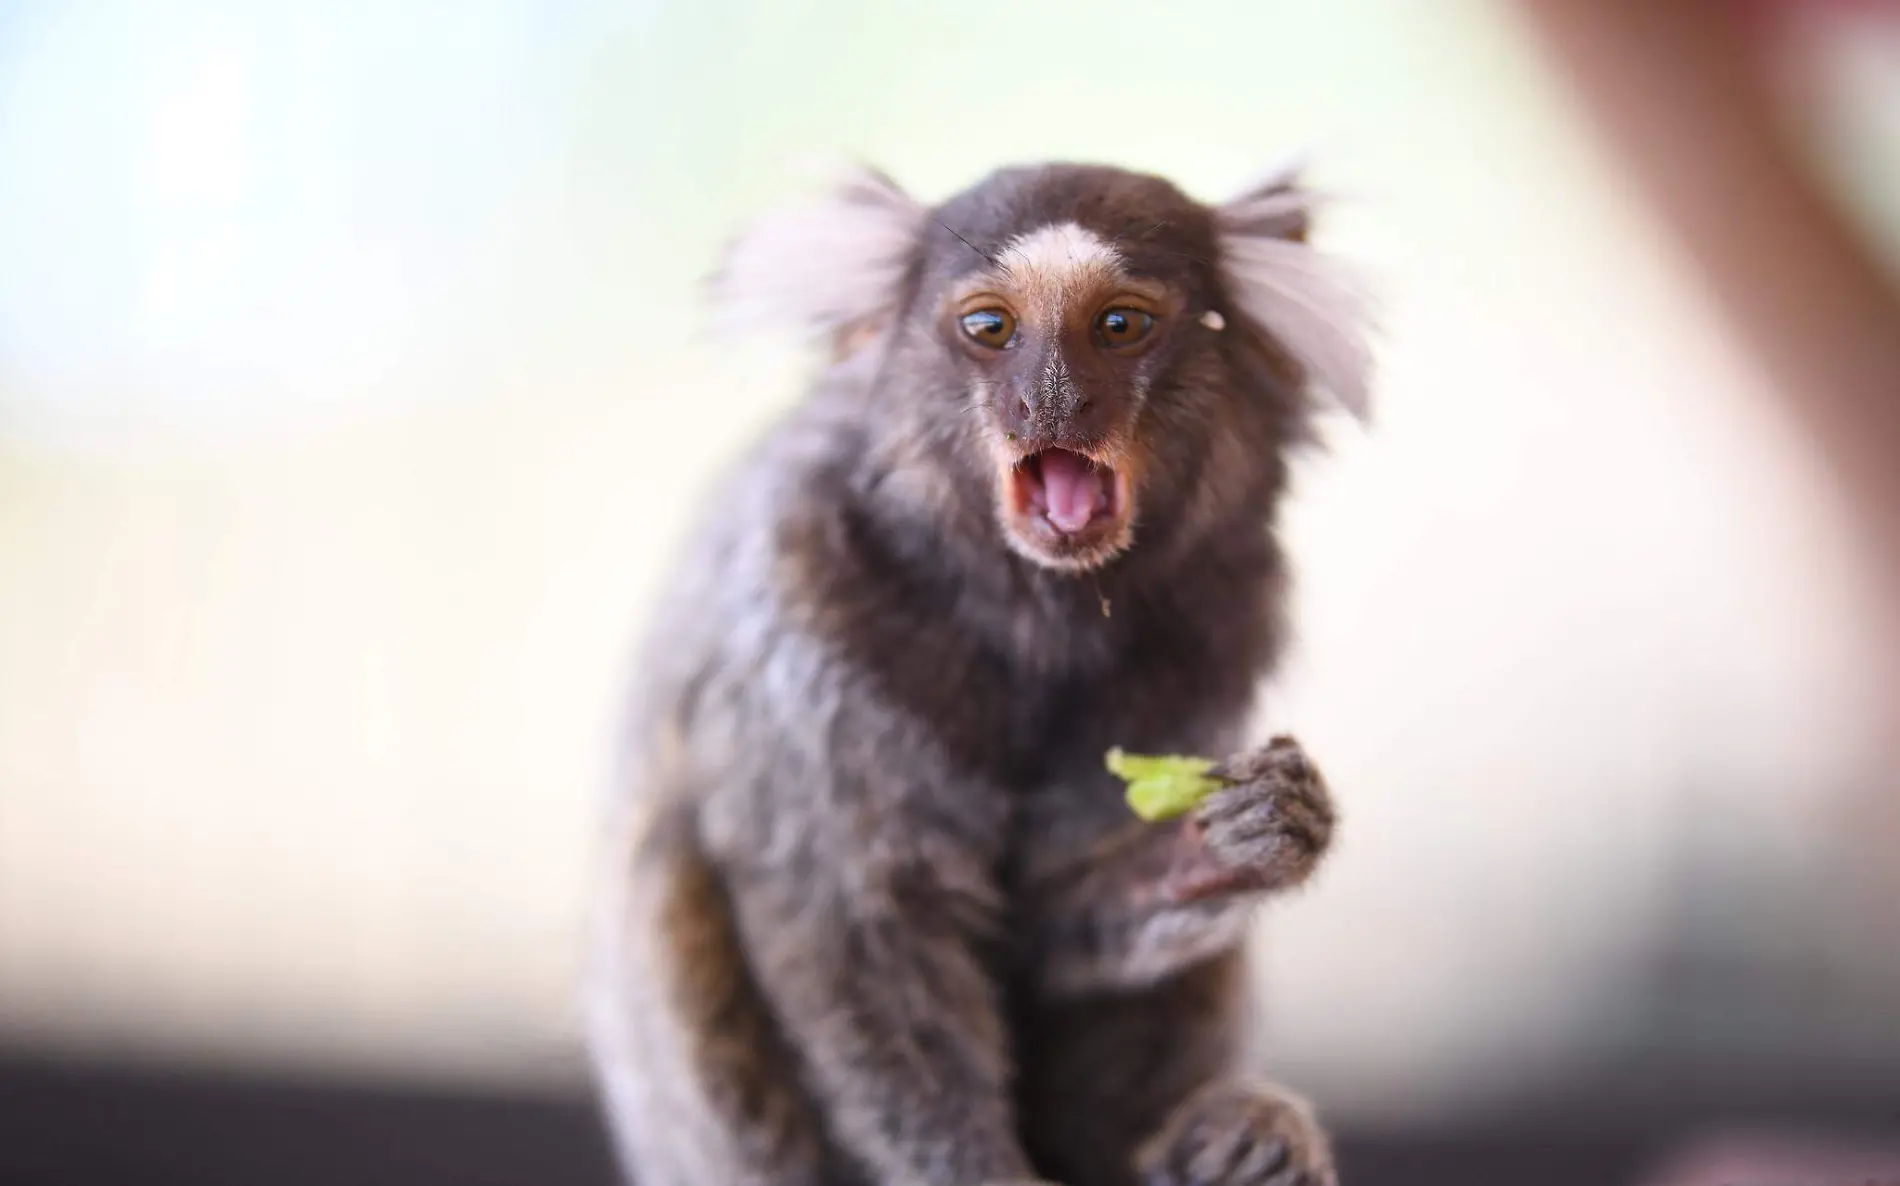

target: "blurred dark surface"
[2,1054,1898,1186]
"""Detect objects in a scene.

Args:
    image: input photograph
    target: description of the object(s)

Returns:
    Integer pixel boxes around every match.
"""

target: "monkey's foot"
[1135,1079,1336,1186]
[1164,736,1333,901]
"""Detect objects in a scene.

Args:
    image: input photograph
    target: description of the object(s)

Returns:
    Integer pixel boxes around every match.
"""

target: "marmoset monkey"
[587,159,1372,1186]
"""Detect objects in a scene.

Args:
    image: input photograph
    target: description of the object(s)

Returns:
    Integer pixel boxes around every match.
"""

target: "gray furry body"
[588,161,1370,1186]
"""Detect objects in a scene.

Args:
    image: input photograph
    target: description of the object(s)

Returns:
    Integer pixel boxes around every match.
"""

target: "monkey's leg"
[587,804,833,1186]
[716,838,1043,1186]
[1016,955,1334,1186]
[695,695,1048,1186]
[1016,952,1242,1186]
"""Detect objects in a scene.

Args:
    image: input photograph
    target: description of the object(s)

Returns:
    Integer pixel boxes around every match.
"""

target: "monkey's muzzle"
[1002,447,1136,569]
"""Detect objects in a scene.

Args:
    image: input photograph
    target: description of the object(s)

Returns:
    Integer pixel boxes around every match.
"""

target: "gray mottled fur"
[586,160,1368,1186]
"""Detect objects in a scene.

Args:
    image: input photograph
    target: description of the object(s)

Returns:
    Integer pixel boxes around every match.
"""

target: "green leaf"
[1104,747,1228,822]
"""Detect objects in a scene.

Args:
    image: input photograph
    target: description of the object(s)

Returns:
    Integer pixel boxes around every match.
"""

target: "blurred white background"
[2,0,1896,1128]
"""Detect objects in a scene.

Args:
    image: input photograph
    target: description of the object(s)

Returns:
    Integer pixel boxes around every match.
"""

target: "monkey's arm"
[701,707,1040,1185]
[1025,737,1332,996]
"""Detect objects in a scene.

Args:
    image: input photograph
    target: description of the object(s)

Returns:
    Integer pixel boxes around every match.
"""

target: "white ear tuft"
[707,164,925,348]
[1216,169,1375,423]
[1220,155,1316,240]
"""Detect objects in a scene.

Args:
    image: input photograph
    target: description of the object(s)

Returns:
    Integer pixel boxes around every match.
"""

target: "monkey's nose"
[1004,385,1111,449]
[1003,389,1047,443]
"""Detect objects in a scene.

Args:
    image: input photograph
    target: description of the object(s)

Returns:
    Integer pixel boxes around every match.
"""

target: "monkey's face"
[914,164,1317,575]
[926,195,1208,572]
[712,162,1371,576]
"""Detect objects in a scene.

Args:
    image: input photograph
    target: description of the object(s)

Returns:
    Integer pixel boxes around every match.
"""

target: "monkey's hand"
[1163,736,1333,904]
[1026,735,1333,996]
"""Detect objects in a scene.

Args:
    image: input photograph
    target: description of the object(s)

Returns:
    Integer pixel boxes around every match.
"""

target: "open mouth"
[1002,448,1136,567]
[1015,449,1121,534]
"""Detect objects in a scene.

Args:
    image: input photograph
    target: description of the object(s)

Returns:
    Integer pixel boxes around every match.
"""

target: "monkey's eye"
[1096,307,1155,348]
[959,308,1016,349]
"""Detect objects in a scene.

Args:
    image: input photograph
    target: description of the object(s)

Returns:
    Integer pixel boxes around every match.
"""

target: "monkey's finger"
[1203,791,1329,852]
[1210,735,1311,783]
[1226,1135,1294,1185]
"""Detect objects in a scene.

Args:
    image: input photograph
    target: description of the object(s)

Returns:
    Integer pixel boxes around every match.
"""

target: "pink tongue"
[1038,450,1105,534]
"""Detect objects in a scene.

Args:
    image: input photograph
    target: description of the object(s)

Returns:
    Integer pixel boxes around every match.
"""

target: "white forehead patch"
[996,222,1124,322]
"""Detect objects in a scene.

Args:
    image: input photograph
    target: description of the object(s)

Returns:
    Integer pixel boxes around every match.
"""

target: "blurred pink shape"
[1643,1129,1900,1186]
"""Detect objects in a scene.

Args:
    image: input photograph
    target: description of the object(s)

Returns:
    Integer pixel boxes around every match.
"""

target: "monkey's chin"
[996,447,1137,574]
